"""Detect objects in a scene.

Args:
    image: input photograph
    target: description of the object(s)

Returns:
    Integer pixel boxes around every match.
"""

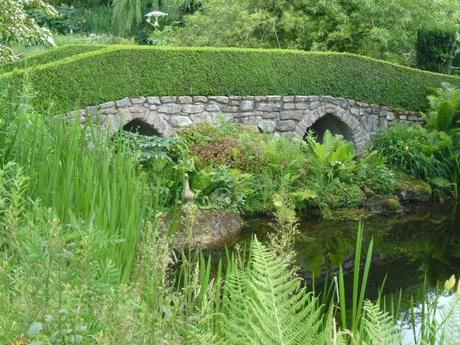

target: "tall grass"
[3,103,149,282]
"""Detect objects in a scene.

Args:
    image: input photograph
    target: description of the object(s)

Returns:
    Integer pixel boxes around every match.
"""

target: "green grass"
[2,45,460,113]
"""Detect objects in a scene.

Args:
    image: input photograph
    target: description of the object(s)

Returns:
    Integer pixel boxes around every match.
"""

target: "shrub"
[416,24,459,73]
[180,123,261,171]
[425,83,460,134]
[370,124,454,181]
[355,153,396,195]
[2,45,460,113]
[303,130,357,182]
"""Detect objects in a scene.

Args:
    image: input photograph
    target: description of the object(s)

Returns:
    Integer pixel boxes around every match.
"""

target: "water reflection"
[242,202,460,298]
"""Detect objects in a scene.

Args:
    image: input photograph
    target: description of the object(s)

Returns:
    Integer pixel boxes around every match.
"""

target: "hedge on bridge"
[0,45,105,74]
[2,45,460,113]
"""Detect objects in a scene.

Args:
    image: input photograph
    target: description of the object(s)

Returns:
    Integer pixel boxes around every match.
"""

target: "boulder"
[365,195,403,215]
[172,207,245,250]
[396,177,432,204]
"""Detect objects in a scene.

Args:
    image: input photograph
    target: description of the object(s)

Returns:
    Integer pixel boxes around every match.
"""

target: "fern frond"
[361,300,399,345]
[438,297,460,345]
[221,238,328,345]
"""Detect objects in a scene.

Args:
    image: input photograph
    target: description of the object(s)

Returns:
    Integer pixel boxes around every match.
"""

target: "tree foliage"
[417,24,459,73]
[0,0,58,62]
[164,0,460,65]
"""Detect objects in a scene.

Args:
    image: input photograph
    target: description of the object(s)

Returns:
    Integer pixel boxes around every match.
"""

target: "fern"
[361,300,399,345]
[221,238,328,345]
[437,297,460,345]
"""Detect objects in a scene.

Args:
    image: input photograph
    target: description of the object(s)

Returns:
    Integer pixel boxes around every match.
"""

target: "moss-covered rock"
[396,175,432,203]
[364,194,403,215]
[171,205,244,249]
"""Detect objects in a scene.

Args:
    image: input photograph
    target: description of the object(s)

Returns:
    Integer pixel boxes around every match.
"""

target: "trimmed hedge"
[2,45,460,113]
[0,45,105,74]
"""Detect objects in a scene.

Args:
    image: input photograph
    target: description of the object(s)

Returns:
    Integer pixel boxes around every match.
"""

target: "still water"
[240,202,460,341]
[242,202,460,296]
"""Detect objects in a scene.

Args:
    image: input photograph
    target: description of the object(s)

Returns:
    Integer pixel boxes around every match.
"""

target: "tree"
[0,0,58,62]
[164,0,460,66]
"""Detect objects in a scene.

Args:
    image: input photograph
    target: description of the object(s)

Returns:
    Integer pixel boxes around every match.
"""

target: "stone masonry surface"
[72,95,423,151]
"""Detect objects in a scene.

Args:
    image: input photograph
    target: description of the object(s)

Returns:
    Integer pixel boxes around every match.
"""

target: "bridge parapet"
[71,95,423,150]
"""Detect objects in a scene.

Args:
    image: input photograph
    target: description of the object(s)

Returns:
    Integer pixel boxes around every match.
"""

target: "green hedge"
[0,45,105,74]
[2,45,460,113]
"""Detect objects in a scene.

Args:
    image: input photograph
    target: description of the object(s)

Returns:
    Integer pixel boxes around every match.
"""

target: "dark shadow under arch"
[123,118,161,136]
[304,113,354,143]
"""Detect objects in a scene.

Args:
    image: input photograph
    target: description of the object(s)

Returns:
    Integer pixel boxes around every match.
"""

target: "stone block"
[178,96,193,104]
[209,96,229,104]
[261,112,277,119]
[160,96,177,103]
[102,107,118,115]
[145,113,174,136]
[283,96,295,102]
[147,97,161,105]
[276,120,297,132]
[116,98,131,107]
[255,96,267,101]
[258,120,276,133]
[280,110,303,120]
[182,104,206,114]
[170,116,192,128]
[101,101,115,109]
[283,102,296,110]
[193,96,208,103]
[222,105,239,113]
[191,112,212,123]
[309,102,320,110]
[158,104,182,114]
[130,105,148,114]
[295,103,309,110]
[130,96,145,104]
[206,104,221,112]
[240,100,255,112]
[257,102,282,112]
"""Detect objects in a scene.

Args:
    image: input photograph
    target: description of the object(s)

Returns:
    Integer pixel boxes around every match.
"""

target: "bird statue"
[182,173,196,202]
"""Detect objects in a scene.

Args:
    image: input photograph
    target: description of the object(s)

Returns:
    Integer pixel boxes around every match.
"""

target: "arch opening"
[123,118,161,136]
[305,114,354,143]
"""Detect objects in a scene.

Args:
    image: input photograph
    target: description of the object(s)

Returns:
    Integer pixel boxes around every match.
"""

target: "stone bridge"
[74,95,423,151]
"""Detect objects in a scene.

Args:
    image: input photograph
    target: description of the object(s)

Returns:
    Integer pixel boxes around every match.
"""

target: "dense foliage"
[163,0,460,66]
[371,84,460,197]
[417,24,459,73]
[2,45,460,113]
[0,0,58,62]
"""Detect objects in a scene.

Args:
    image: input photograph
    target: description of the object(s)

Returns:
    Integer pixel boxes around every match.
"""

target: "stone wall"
[73,95,423,150]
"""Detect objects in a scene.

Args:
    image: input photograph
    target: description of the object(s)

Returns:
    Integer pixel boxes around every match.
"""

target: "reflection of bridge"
[74,95,423,151]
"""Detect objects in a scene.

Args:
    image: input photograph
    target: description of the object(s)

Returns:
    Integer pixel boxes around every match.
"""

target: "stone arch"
[294,103,368,151]
[102,110,174,137]
[306,113,354,143]
[123,118,161,136]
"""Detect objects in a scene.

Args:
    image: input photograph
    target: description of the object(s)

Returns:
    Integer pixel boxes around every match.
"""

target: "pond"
[242,202,460,294]
[240,202,460,340]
